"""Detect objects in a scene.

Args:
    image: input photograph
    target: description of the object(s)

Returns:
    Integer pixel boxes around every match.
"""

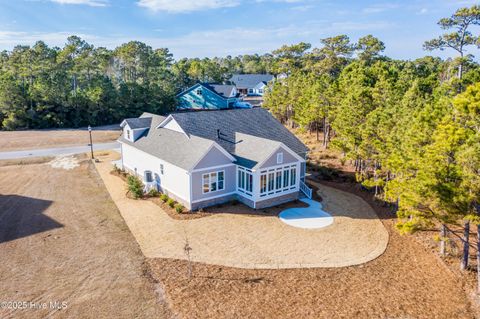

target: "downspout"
[120,143,124,169]
[188,171,193,210]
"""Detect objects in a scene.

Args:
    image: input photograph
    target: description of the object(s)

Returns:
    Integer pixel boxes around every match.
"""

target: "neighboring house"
[176,83,240,110]
[118,108,310,210]
[229,74,275,96]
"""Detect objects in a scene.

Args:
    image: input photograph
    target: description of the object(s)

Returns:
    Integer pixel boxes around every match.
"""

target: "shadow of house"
[0,194,62,244]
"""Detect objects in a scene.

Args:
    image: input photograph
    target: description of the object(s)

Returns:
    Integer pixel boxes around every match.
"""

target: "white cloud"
[137,0,240,13]
[418,8,428,15]
[362,3,400,14]
[0,21,393,57]
[50,0,109,7]
[0,31,100,48]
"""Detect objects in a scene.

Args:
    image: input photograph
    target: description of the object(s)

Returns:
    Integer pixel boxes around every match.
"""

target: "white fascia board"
[187,143,235,174]
[254,143,305,170]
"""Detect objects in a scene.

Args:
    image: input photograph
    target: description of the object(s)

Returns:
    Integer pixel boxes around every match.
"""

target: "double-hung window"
[202,171,224,194]
[160,164,164,175]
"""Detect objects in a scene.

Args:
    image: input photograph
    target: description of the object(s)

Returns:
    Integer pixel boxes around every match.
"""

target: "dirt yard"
[96,155,388,269]
[0,125,120,152]
[147,180,475,318]
[0,156,172,318]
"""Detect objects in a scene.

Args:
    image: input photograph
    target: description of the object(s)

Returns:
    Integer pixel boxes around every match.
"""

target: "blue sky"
[0,0,478,60]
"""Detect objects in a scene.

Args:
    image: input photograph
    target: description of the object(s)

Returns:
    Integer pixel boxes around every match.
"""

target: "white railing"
[299,181,313,199]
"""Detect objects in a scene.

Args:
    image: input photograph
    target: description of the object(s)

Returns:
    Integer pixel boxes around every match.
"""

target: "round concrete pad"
[279,198,334,229]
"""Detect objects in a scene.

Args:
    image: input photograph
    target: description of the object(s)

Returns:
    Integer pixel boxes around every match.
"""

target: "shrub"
[147,189,159,197]
[160,194,169,202]
[127,175,144,199]
[175,204,184,214]
[167,198,176,208]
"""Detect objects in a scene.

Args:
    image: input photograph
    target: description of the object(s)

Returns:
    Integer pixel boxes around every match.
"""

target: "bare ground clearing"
[96,151,474,318]
[96,154,388,269]
[0,156,172,318]
[148,181,475,318]
[0,125,120,152]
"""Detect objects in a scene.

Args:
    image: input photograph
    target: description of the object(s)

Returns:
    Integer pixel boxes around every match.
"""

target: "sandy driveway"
[0,157,172,318]
[96,159,389,269]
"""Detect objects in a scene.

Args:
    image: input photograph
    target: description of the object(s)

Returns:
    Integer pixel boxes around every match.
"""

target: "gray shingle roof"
[233,132,282,168]
[171,108,308,168]
[207,84,237,98]
[229,74,274,89]
[119,114,214,170]
[121,108,308,170]
[123,117,152,129]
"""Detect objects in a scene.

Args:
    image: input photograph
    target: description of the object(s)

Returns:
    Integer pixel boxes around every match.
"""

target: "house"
[229,74,274,96]
[118,108,311,210]
[176,83,241,110]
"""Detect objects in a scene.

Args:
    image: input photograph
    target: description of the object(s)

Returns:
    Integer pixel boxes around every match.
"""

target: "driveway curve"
[96,158,389,269]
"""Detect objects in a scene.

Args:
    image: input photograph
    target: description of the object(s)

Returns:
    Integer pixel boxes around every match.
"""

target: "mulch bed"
[147,179,477,319]
[148,197,309,220]
[112,169,310,220]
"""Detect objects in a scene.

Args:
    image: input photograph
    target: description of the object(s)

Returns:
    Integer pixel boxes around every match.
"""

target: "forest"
[264,5,480,288]
[0,35,277,129]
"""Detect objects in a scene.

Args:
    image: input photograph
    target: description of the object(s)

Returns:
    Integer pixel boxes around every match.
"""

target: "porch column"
[252,170,260,202]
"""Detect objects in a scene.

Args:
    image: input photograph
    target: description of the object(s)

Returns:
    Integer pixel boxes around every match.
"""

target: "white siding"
[121,143,191,202]
[123,124,148,142]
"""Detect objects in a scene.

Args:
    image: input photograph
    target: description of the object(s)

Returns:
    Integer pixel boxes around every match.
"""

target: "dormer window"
[126,129,131,140]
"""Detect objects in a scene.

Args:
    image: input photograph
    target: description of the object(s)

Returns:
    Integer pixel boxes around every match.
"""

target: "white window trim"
[144,170,153,183]
[202,170,225,194]
[237,166,253,197]
[259,164,298,197]
[277,152,283,164]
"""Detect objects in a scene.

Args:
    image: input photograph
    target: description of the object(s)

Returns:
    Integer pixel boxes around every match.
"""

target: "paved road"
[0,142,120,160]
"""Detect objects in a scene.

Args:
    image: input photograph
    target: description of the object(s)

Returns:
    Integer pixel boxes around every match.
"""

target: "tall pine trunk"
[440,224,446,256]
[475,202,480,293]
[477,223,480,293]
[461,220,470,271]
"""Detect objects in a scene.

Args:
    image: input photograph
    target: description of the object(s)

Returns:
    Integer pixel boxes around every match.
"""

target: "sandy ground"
[96,155,389,269]
[0,125,120,152]
[0,156,173,318]
[146,181,475,318]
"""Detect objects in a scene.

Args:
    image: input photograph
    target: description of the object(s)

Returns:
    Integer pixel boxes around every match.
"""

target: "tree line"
[0,37,281,130]
[264,5,480,289]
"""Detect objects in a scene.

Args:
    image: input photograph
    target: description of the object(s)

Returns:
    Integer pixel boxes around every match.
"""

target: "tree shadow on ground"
[0,194,62,243]
[306,162,397,221]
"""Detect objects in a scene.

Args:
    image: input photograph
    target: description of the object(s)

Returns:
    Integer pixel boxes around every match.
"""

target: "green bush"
[127,175,144,199]
[160,194,169,202]
[167,198,176,208]
[147,189,159,197]
[175,204,184,214]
